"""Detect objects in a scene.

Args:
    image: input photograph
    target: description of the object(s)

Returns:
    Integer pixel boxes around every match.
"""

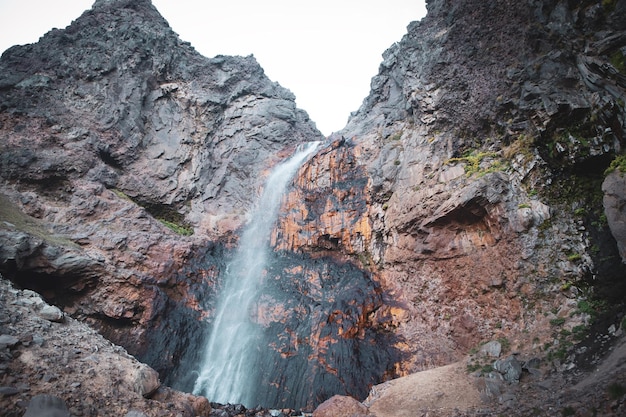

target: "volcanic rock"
[0,0,322,382]
[0,0,625,415]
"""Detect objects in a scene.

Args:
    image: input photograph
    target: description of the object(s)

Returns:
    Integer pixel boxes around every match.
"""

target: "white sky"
[0,0,427,135]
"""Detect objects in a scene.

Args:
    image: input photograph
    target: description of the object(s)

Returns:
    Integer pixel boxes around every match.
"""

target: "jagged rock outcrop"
[1,0,626,414]
[299,0,626,370]
[0,0,322,366]
[0,276,210,416]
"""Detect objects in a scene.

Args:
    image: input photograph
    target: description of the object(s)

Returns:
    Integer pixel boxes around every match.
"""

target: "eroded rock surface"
[0,0,322,384]
[0,277,208,417]
[1,0,626,414]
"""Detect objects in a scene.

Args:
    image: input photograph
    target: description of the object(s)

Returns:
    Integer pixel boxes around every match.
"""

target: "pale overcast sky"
[0,0,427,135]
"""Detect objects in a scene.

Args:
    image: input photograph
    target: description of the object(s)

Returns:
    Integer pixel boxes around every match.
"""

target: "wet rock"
[23,394,70,417]
[312,395,369,417]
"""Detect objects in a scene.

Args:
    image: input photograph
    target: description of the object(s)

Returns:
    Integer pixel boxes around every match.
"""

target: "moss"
[497,337,511,353]
[603,0,618,13]
[158,219,193,236]
[572,324,588,341]
[567,253,582,262]
[605,154,626,175]
[576,299,606,317]
[112,188,194,236]
[446,150,501,177]
[112,188,133,202]
[0,194,79,249]
[550,317,566,326]
[608,383,626,400]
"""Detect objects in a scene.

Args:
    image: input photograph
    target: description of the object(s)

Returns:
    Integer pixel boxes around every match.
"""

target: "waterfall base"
[149,249,404,411]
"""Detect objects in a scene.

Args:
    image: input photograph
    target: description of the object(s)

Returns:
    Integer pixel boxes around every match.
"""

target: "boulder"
[493,356,523,384]
[603,170,626,263]
[23,394,70,417]
[132,364,161,398]
[312,395,369,417]
[39,305,64,323]
[478,341,502,358]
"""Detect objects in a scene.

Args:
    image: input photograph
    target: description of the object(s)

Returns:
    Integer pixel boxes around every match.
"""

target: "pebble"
[0,386,20,397]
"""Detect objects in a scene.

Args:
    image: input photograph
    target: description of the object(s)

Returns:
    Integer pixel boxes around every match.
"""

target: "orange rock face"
[273,138,372,255]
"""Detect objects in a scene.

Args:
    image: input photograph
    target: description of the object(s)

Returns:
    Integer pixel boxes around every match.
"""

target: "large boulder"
[312,395,369,417]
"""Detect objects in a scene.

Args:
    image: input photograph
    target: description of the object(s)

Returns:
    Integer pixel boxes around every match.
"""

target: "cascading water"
[192,141,321,407]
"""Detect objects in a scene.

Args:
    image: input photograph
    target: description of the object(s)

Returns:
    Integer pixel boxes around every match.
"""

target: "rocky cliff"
[0,0,322,372]
[1,0,626,415]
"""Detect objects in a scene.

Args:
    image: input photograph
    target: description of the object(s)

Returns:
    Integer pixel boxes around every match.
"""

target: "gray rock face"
[479,341,502,359]
[0,0,322,236]
[603,170,626,263]
[0,0,323,365]
[333,0,626,369]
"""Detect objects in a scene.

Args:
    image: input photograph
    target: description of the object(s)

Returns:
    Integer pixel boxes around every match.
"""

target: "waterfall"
[193,141,321,407]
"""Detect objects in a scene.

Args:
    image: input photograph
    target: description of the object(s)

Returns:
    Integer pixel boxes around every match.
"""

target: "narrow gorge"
[1,0,626,416]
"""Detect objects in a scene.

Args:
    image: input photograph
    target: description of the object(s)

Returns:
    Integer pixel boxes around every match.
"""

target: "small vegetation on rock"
[605,154,626,175]
[608,382,626,400]
[111,188,194,236]
[550,317,566,326]
[610,50,626,74]
[0,194,78,248]
[446,150,502,177]
[158,219,193,236]
[503,133,536,163]
[112,188,134,202]
[602,0,618,13]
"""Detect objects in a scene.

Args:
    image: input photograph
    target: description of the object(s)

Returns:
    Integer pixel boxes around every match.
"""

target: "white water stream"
[193,141,320,406]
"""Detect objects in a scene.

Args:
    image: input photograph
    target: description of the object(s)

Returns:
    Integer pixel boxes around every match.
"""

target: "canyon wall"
[1,0,626,411]
[277,0,626,373]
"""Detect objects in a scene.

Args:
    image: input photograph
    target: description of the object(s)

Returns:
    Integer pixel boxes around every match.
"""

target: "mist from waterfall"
[192,141,321,407]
